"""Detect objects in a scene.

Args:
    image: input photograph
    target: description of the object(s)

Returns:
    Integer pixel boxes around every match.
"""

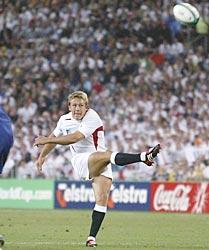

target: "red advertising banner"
[150,182,209,214]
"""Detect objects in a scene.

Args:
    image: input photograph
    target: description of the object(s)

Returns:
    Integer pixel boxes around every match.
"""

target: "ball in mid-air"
[173,3,200,25]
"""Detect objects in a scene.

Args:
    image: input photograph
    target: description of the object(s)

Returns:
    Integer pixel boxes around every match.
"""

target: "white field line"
[5,241,83,245]
[5,241,139,246]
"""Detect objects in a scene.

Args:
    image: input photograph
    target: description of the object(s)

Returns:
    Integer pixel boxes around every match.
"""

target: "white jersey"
[53,108,106,157]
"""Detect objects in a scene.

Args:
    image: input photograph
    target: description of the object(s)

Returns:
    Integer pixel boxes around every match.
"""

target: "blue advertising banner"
[55,181,94,209]
[54,181,150,211]
[108,182,150,211]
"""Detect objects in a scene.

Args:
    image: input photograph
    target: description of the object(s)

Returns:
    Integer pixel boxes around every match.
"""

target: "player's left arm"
[34,130,85,146]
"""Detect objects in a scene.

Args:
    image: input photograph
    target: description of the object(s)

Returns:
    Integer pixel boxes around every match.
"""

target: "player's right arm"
[36,133,56,173]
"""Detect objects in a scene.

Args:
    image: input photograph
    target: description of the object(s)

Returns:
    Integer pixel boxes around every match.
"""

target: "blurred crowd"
[0,0,209,182]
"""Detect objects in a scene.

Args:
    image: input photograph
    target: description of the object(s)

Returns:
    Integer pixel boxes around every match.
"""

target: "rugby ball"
[173,3,200,25]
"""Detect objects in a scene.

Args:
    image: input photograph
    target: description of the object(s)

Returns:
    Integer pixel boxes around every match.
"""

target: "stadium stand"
[0,0,209,181]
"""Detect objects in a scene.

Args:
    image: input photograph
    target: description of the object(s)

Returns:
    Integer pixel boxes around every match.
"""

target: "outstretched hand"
[36,156,45,173]
[34,136,48,147]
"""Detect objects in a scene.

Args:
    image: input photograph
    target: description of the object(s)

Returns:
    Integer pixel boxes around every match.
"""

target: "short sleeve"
[53,117,63,137]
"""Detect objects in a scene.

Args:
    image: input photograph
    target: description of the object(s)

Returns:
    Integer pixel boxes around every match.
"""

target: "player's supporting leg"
[86,176,112,247]
[88,144,161,178]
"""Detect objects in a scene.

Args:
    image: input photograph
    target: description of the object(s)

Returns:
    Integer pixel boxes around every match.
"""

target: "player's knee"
[95,192,109,205]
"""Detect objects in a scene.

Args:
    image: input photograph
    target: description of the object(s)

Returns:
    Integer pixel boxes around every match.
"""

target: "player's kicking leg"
[88,144,161,178]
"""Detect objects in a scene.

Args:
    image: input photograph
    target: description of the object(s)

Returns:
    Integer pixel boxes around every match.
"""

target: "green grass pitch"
[0,209,209,250]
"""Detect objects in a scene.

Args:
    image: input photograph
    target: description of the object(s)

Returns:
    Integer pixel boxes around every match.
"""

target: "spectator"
[1,0,208,181]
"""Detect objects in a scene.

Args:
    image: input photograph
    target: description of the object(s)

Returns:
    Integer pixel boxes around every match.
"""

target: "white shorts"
[71,152,113,181]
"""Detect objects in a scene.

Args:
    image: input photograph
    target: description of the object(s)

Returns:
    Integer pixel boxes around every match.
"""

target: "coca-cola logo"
[153,184,192,211]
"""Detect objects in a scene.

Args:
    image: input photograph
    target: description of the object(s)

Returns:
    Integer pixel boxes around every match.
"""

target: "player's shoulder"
[58,112,72,122]
[85,108,101,119]
[82,108,103,124]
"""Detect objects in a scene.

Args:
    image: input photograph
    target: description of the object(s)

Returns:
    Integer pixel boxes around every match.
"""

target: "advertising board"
[150,182,209,213]
[0,179,54,209]
[55,181,150,211]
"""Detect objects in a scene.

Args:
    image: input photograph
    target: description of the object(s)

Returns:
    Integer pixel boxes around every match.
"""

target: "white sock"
[140,152,146,161]
[110,152,118,165]
[94,204,107,213]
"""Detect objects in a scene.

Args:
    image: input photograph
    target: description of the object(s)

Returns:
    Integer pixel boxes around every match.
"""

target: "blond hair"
[68,91,89,105]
